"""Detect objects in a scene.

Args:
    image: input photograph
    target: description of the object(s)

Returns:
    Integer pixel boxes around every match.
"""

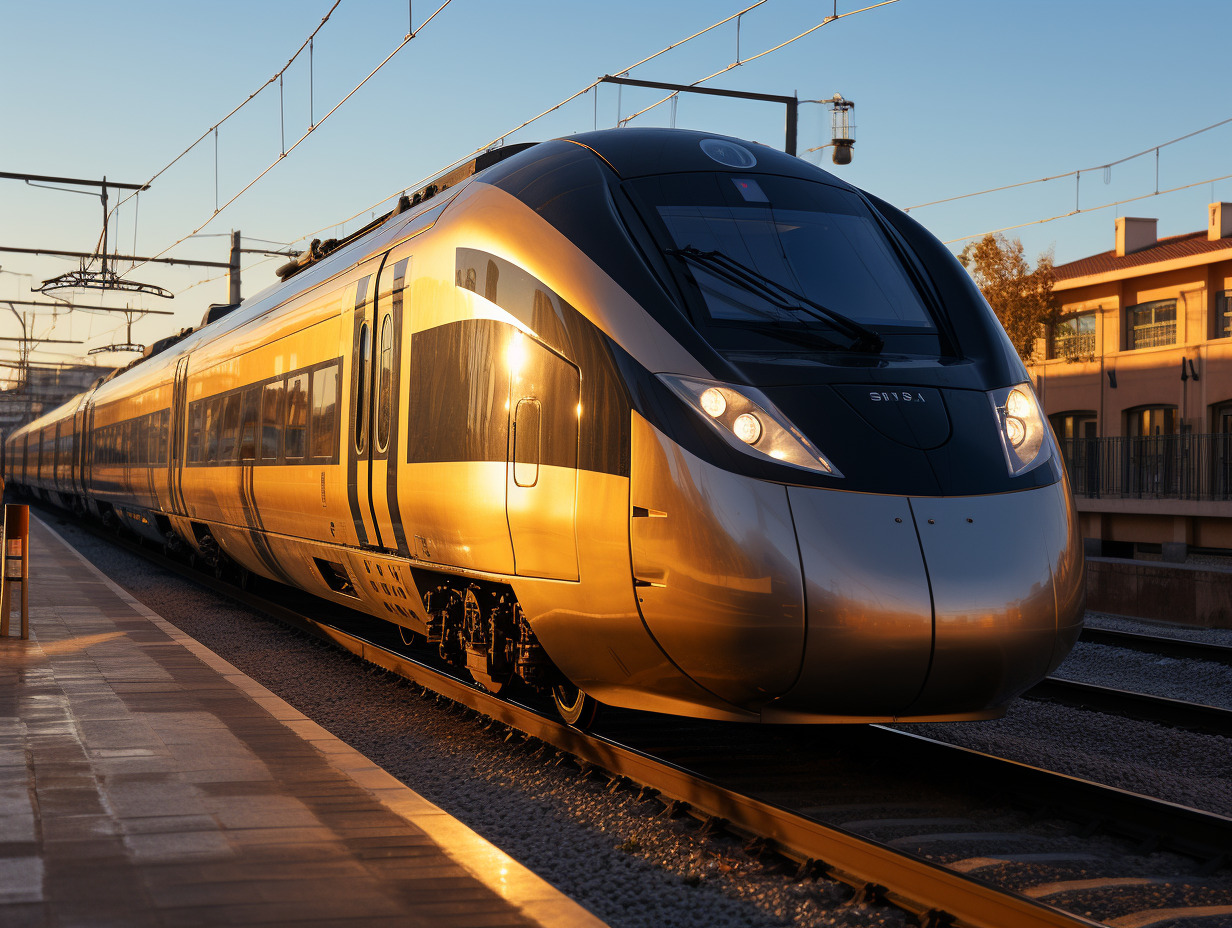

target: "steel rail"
[1079,626,1232,667]
[864,726,1232,860]
[39,509,1231,928]
[1024,677,1232,737]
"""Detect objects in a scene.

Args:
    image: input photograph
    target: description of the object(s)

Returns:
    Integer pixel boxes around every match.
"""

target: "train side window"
[355,322,370,454]
[311,365,338,460]
[261,381,284,461]
[376,315,393,452]
[187,402,203,464]
[159,409,170,463]
[204,398,221,464]
[286,374,308,460]
[238,388,259,462]
[147,414,159,464]
[219,393,241,464]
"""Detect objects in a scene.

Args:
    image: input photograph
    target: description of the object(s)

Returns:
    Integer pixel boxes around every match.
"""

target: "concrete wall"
[1086,557,1232,627]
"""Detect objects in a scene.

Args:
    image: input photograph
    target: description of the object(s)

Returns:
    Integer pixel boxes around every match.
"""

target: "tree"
[958,233,1057,363]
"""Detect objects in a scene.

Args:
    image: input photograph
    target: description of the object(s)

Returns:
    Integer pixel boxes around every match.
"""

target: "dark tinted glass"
[286,374,308,459]
[312,365,338,459]
[219,393,241,463]
[629,173,934,342]
[239,388,259,462]
[261,381,284,460]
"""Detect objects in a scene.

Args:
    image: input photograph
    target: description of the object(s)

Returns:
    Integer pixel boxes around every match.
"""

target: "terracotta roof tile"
[1054,230,1232,281]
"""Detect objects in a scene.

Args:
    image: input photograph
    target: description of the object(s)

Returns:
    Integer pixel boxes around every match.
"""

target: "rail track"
[1079,626,1232,667]
[1025,677,1232,737]
[39,506,1232,928]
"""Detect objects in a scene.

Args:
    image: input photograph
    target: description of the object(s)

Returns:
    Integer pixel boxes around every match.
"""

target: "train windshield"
[628,173,938,353]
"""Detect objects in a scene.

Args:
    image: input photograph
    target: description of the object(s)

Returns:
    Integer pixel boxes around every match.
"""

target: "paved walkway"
[0,517,606,928]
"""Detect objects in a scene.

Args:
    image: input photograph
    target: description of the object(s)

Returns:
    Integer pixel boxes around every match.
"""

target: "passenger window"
[204,398,221,464]
[261,381,284,461]
[376,315,393,452]
[159,409,169,462]
[238,388,259,462]
[513,399,541,487]
[147,414,159,464]
[219,393,241,463]
[187,402,203,464]
[285,374,308,460]
[311,366,338,460]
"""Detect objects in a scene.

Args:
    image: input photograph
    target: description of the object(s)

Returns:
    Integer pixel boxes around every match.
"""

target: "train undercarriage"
[22,486,600,728]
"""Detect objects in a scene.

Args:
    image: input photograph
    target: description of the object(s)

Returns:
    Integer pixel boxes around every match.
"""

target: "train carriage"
[4,128,1085,727]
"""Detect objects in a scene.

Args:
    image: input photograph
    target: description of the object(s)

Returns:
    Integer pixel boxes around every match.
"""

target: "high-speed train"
[4,128,1084,727]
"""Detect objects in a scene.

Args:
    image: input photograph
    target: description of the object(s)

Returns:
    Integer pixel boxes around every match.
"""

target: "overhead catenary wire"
[942,169,1232,246]
[616,0,902,127]
[291,0,891,251]
[122,0,457,279]
[108,0,343,226]
[907,114,1232,213]
[292,1,772,245]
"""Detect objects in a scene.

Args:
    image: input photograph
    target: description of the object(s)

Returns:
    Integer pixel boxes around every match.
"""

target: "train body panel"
[3,127,1087,725]
[630,413,805,709]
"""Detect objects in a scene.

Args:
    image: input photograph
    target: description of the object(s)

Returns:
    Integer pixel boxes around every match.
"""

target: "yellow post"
[1,504,29,639]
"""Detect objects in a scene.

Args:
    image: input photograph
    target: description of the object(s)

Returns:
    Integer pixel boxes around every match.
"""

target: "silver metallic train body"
[4,129,1085,724]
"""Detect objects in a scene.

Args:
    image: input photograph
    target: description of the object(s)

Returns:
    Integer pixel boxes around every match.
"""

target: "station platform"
[0,516,607,928]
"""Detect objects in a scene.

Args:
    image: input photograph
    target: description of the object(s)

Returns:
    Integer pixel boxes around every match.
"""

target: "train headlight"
[659,374,842,477]
[989,383,1053,476]
[700,387,727,418]
[733,413,762,445]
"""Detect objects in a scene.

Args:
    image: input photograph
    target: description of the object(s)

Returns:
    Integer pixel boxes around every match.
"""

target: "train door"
[345,257,387,548]
[366,255,410,555]
[169,358,189,515]
[505,331,580,580]
[53,422,62,494]
[72,397,87,500]
[83,402,95,499]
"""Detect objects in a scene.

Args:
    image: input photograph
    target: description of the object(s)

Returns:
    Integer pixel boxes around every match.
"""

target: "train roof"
[558,127,854,188]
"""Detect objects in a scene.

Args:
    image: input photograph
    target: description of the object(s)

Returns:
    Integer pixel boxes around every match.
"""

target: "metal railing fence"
[1058,433,1232,501]
[1127,319,1176,350]
[1051,331,1096,360]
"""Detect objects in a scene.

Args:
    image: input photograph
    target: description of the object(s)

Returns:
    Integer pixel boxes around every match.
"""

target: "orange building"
[1029,203,1232,559]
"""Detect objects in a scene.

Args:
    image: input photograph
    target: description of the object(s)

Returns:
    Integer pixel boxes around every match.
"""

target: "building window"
[1126,405,1177,437]
[1050,411,1097,441]
[1050,411,1098,495]
[1216,290,1232,339]
[1051,312,1096,359]
[1126,299,1176,350]
[1125,405,1179,498]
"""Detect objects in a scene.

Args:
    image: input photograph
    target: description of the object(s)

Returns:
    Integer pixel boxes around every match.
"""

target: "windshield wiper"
[735,321,848,351]
[667,246,884,353]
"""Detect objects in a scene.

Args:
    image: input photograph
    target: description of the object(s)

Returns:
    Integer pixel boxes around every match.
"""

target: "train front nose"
[764,480,1085,722]
[902,485,1084,716]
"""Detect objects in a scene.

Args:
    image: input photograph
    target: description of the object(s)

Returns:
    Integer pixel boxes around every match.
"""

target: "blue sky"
[2,0,1229,372]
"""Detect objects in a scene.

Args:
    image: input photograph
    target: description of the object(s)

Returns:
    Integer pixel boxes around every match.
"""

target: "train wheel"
[552,682,598,730]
